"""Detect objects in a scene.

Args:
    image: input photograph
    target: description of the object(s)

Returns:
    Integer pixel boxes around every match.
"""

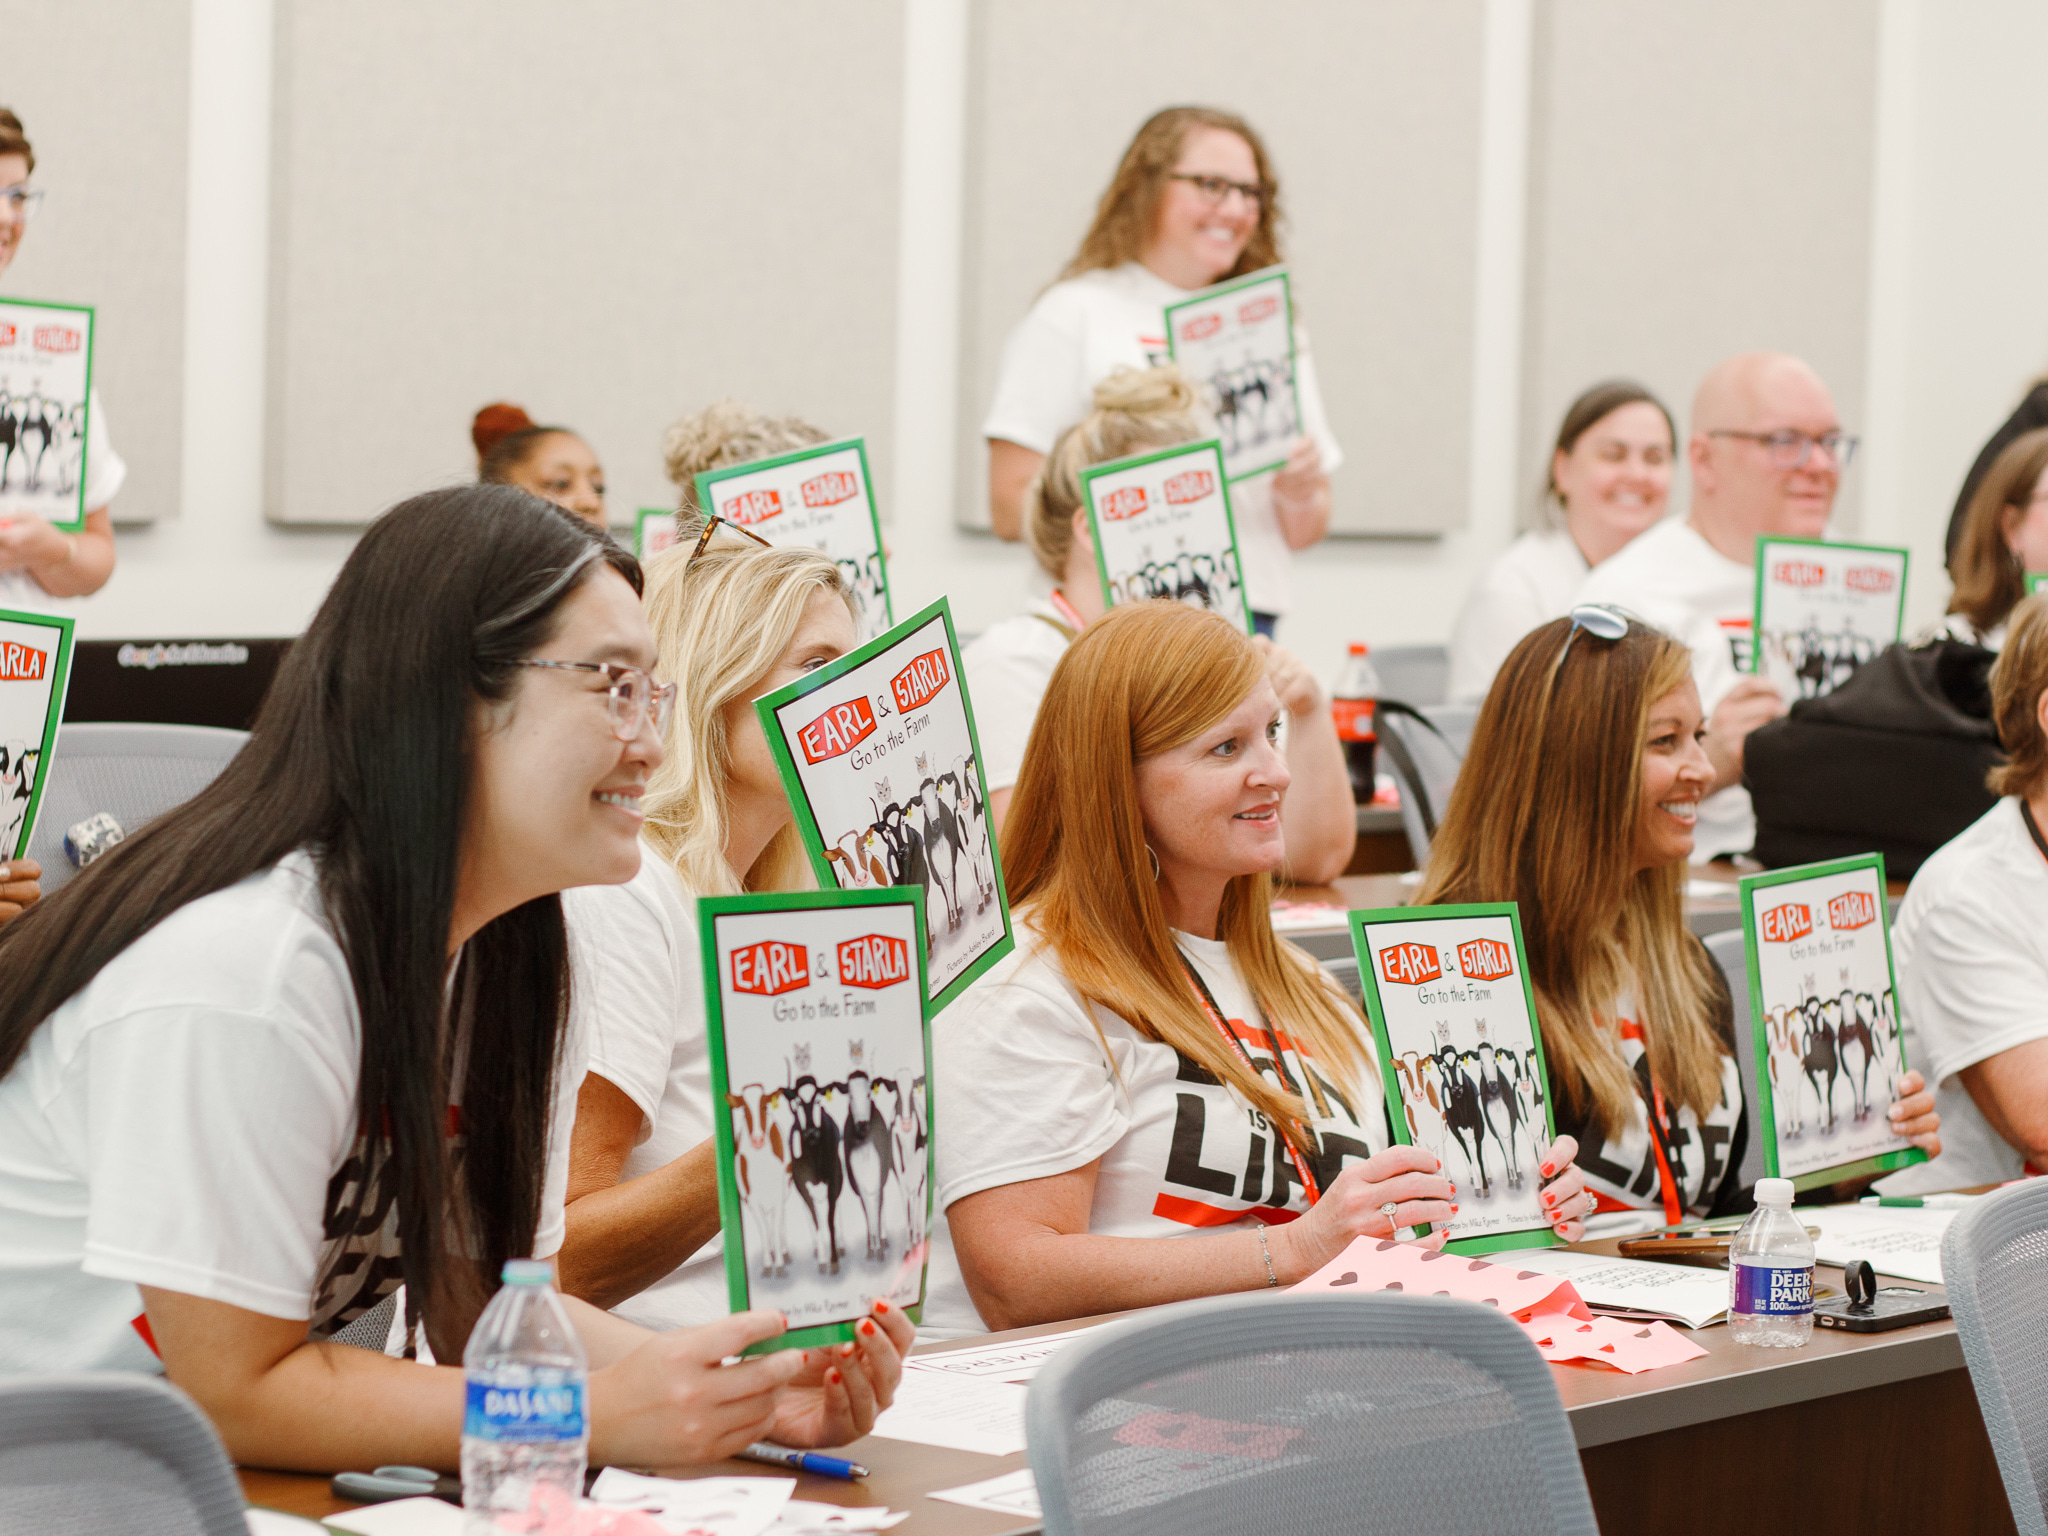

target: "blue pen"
[739,1442,869,1480]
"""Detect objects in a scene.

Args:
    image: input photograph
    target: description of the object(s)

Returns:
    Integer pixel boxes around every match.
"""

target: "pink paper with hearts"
[1518,1313,1708,1374]
[1293,1236,1592,1321]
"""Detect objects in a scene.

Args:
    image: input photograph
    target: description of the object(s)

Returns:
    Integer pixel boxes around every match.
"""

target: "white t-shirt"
[0,852,585,1373]
[561,845,728,1331]
[0,387,126,614]
[1448,528,1590,704]
[922,922,1388,1338]
[1574,516,1758,860]
[982,262,1343,617]
[1876,799,2048,1194]
[1548,993,1745,1225]
[960,599,1075,793]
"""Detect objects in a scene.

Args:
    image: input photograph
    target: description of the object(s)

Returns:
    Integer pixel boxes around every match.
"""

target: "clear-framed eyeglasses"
[1707,428,1861,471]
[511,659,677,742]
[0,186,45,223]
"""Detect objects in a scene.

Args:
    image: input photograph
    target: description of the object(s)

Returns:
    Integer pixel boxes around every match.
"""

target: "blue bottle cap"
[501,1259,554,1285]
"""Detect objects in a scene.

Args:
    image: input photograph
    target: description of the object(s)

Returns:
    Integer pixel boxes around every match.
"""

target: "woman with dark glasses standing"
[981,106,1339,637]
[1417,607,1941,1227]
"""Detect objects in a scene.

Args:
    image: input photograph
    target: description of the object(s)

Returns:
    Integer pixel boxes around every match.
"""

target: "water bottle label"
[464,1379,586,1442]
[1732,1262,1813,1316]
[1332,698,1376,742]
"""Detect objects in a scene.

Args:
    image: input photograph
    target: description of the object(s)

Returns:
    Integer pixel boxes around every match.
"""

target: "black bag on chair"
[1745,639,2002,880]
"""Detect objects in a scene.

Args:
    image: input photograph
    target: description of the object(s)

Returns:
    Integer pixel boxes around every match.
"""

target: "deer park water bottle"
[1332,642,1381,801]
[1727,1177,1815,1348]
[462,1259,589,1529]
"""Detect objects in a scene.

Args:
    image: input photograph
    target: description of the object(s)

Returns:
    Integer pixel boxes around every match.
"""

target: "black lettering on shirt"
[1165,1092,1236,1196]
[1241,1133,1266,1205]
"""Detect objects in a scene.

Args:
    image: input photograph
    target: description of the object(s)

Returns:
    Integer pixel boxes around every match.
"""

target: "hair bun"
[1091,364,1200,419]
[472,402,536,461]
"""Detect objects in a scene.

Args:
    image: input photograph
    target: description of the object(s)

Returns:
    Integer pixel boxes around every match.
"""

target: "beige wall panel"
[267,1,902,526]
[959,0,1484,536]
[0,0,190,525]
[1523,0,1877,531]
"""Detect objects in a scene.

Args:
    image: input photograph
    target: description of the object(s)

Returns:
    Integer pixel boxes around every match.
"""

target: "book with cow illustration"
[1077,438,1253,634]
[754,597,1012,1015]
[694,437,893,642]
[1349,902,1560,1255]
[699,886,933,1354]
[0,607,74,861]
[0,297,96,532]
[1163,265,1300,484]
[1751,537,1909,702]
[1738,854,1926,1191]
[634,506,682,562]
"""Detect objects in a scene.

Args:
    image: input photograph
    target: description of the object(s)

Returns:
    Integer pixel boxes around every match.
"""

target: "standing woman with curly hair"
[982,107,1340,636]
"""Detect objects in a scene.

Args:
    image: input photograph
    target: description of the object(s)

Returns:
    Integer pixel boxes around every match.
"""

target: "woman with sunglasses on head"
[982,106,1339,637]
[0,488,904,1469]
[926,601,1592,1338]
[1417,607,1941,1227]
[555,521,887,1345]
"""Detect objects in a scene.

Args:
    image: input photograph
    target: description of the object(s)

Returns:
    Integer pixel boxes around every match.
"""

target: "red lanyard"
[1178,953,1322,1205]
[1048,589,1087,633]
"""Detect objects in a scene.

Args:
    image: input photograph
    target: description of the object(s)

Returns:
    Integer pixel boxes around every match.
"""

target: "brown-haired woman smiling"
[1421,608,1940,1223]
[982,107,1339,634]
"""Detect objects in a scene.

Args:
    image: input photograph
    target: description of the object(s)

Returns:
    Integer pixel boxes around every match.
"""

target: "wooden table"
[240,1242,2017,1536]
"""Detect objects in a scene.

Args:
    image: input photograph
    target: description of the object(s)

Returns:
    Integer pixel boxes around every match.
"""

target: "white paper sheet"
[1495,1247,1729,1329]
[867,1366,1028,1456]
[321,1497,466,1536]
[588,1470,796,1536]
[1806,1202,1953,1284]
[245,1510,329,1535]
[767,1502,909,1533]
[905,1328,1087,1382]
[927,1469,1042,1518]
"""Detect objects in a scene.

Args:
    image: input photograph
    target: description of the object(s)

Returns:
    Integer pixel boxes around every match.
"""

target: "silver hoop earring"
[1145,844,1162,881]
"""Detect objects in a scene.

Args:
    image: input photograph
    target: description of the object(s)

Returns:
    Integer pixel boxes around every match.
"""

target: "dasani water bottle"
[463,1259,589,1530]
[1727,1177,1814,1347]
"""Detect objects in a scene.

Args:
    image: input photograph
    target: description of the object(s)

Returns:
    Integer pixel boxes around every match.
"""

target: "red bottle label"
[1332,698,1375,742]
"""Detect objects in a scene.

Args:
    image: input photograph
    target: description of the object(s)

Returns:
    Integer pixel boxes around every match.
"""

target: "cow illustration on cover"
[701,888,932,1353]
[1351,903,1560,1254]
[1740,855,1926,1188]
[1080,438,1254,635]
[1162,266,1303,482]
[1751,538,1908,703]
[755,599,1013,1015]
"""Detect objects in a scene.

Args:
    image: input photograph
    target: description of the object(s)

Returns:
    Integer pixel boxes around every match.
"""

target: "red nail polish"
[861,1320,876,1336]
[828,1368,842,1385]
[1541,1163,1555,1177]
[1451,1205,1460,1213]
[875,1300,889,1314]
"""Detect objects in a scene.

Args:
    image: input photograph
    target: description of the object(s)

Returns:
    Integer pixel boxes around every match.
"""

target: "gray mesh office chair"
[1026,1292,1598,1536]
[1941,1180,2048,1536]
[1379,703,1476,870]
[0,1374,249,1536]
[1371,645,1450,709]
[23,723,247,894]
[1702,928,1767,1190]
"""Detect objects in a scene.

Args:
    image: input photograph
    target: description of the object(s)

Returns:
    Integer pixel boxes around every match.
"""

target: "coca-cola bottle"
[1332,643,1380,801]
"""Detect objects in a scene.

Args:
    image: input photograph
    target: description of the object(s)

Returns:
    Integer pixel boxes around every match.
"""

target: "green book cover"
[1162,264,1300,484]
[1349,902,1561,1255]
[0,296,97,534]
[1077,437,1254,634]
[1750,536,1909,700]
[753,597,1012,1016]
[0,607,76,860]
[699,886,932,1354]
[1738,853,1927,1192]
[694,437,892,641]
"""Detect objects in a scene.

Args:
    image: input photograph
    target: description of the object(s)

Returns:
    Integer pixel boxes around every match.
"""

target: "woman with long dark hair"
[0,486,907,1470]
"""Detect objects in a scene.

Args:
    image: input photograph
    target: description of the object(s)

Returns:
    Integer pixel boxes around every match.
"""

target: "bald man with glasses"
[1577,352,1860,862]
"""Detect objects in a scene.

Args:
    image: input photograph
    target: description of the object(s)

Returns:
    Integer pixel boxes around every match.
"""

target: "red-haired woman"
[472,403,607,529]
[925,602,1591,1337]
[981,108,1337,636]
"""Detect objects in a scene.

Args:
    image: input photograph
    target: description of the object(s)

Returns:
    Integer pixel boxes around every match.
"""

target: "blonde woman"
[556,535,868,1334]
[1936,428,2048,649]
[982,106,1339,633]
[1420,609,1941,1224]
[927,602,1592,1337]
[966,366,1355,881]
